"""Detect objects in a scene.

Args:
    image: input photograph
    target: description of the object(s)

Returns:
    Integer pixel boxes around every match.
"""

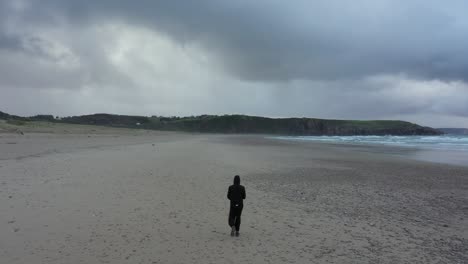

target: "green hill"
[0,111,441,135]
[59,113,440,135]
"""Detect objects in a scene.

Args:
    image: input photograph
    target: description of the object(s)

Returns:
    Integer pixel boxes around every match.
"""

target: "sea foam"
[273,135,468,151]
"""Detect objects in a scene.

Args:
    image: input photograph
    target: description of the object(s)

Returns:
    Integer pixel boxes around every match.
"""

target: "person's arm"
[227,186,231,200]
[242,186,246,200]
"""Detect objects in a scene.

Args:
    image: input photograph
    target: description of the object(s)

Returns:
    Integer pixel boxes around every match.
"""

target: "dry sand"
[0,126,467,263]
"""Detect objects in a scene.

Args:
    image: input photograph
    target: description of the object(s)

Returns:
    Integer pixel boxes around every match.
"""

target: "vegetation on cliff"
[0,111,441,135]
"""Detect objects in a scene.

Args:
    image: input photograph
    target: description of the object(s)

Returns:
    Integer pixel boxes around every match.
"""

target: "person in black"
[227,175,246,237]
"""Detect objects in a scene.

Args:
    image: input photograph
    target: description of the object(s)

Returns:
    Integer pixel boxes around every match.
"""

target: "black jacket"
[227,176,246,206]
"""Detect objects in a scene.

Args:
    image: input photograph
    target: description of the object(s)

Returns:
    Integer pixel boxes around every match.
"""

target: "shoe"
[231,226,235,236]
[235,231,239,237]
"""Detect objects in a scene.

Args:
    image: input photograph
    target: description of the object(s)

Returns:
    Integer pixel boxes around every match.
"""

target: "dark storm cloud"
[0,33,22,50]
[1,0,468,127]
[15,0,468,82]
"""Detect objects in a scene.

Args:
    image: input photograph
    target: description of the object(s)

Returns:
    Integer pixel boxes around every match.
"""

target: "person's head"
[233,175,240,185]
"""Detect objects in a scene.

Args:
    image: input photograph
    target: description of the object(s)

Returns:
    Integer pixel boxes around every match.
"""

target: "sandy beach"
[1,127,467,263]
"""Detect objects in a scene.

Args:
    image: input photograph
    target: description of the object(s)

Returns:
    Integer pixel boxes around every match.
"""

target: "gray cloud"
[0,33,22,50]
[15,0,468,82]
[0,0,468,127]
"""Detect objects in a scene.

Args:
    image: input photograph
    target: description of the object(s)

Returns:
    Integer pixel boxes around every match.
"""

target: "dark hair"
[234,175,240,185]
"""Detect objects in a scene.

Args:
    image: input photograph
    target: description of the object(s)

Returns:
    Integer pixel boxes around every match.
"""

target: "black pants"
[228,203,243,231]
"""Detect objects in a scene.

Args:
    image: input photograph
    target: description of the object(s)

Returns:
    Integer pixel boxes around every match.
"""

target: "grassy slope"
[139,115,437,135]
[0,120,157,134]
[1,111,440,135]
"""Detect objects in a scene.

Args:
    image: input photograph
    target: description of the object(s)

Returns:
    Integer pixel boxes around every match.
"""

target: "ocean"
[273,135,468,151]
[272,135,468,166]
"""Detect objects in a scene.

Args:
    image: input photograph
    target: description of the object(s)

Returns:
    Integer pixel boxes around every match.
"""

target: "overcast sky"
[1,0,468,127]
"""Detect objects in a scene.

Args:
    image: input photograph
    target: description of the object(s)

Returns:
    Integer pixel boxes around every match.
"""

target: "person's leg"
[235,206,243,232]
[235,214,241,232]
[228,206,235,227]
[228,206,236,236]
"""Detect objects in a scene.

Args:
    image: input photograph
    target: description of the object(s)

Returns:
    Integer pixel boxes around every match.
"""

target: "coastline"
[270,135,468,167]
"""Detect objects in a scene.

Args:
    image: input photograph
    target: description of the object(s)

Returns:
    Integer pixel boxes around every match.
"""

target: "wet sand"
[0,130,467,263]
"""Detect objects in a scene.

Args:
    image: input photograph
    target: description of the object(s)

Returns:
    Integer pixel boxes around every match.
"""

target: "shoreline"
[2,130,468,168]
[269,136,468,167]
